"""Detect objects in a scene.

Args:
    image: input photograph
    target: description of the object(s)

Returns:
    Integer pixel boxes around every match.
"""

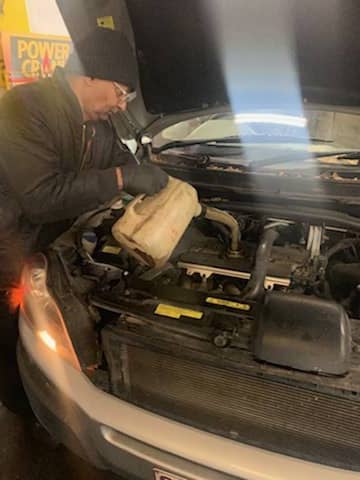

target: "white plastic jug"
[112,177,201,267]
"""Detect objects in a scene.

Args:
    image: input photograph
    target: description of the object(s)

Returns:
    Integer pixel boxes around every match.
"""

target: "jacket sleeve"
[0,181,24,287]
[1,100,120,225]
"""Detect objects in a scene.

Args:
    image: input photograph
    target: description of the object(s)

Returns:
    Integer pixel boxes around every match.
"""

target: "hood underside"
[125,0,360,115]
[58,0,360,117]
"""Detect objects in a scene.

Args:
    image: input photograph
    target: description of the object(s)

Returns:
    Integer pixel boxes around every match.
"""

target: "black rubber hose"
[325,238,360,260]
[242,228,279,300]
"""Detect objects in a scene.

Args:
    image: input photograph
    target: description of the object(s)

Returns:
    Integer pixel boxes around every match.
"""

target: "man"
[0,27,168,414]
[0,27,168,252]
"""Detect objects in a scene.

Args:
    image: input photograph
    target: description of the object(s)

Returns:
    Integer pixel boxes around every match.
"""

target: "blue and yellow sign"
[1,32,71,87]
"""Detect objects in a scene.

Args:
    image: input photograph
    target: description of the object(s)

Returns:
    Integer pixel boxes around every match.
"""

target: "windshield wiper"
[153,135,336,155]
[175,152,212,167]
[337,151,360,160]
[152,136,242,154]
[249,150,360,170]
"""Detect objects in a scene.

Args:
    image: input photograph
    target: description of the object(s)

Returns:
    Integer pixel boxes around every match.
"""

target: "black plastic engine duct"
[254,291,352,375]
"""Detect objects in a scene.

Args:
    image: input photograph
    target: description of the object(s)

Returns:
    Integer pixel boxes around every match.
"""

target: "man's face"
[82,78,130,121]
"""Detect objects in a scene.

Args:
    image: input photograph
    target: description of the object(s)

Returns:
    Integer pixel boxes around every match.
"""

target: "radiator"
[102,331,360,471]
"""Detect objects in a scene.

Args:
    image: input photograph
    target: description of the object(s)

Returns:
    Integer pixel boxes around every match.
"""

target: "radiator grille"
[116,344,360,471]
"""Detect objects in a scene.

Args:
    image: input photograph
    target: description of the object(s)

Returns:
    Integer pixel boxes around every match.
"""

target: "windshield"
[153,106,360,169]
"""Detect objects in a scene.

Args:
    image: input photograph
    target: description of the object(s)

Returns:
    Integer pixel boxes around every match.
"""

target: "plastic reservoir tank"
[112,177,202,267]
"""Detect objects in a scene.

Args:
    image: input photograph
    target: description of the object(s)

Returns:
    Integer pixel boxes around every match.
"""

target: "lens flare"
[8,285,25,312]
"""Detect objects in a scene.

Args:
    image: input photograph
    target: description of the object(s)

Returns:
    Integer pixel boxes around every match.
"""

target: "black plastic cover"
[254,292,351,375]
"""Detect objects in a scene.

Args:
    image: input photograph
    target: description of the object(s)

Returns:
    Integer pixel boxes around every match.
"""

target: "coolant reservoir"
[112,177,201,267]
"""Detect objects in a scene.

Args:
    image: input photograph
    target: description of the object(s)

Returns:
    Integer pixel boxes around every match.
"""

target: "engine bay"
[55,194,360,381]
[84,204,360,304]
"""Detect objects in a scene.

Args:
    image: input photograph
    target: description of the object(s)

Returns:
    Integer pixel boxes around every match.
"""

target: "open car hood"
[57,0,360,123]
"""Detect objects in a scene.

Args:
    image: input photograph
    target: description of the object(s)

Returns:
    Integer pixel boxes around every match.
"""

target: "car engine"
[81,201,358,305]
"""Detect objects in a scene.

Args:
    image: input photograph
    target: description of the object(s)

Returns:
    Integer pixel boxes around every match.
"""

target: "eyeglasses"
[113,82,137,103]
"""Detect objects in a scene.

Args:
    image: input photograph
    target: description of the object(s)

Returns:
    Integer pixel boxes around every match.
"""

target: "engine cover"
[254,291,352,375]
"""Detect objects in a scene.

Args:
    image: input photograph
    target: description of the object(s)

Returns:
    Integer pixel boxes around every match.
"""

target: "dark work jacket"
[0,177,23,289]
[0,67,134,250]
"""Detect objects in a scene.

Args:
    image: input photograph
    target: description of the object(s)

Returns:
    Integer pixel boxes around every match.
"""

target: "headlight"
[21,254,80,370]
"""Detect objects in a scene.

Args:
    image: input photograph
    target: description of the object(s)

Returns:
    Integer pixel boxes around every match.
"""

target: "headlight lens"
[21,254,80,370]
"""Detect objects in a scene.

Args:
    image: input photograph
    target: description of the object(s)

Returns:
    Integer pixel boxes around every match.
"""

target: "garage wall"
[0,0,68,36]
[0,0,30,34]
[25,0,68,36]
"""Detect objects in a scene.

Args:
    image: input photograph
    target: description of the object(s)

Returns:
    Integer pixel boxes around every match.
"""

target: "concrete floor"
[0,403,121,480]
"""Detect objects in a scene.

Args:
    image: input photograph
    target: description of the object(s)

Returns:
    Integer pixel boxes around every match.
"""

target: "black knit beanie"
[65,27,137,90]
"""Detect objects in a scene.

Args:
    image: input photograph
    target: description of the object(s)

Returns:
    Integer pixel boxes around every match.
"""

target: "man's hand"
[118,163,169,196]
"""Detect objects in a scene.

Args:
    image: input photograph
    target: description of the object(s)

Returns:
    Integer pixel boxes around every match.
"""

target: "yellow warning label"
[97,16,115,30]
[102,245,122,255]
[155,304,203,320]
[206,297,251,311]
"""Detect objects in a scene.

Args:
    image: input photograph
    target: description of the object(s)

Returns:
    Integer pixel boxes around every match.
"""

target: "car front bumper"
[17,316,360,480]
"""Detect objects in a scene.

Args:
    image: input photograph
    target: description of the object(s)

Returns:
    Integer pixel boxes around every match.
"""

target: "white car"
[18,0,360,479]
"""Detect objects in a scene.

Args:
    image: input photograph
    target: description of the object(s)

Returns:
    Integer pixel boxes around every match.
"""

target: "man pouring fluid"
[0,27,168,252]
[0,27,168,413]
